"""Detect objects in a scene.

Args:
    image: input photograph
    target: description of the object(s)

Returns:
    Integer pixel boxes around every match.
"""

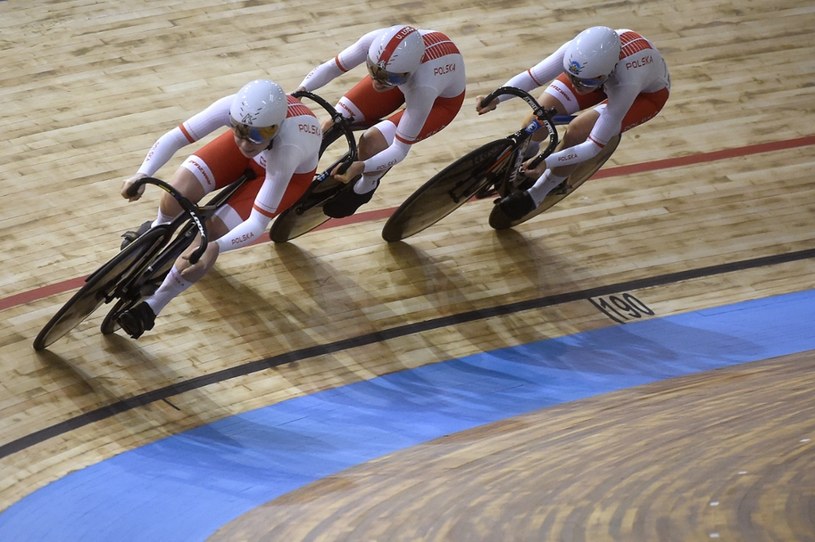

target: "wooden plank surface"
[1,0,813,538]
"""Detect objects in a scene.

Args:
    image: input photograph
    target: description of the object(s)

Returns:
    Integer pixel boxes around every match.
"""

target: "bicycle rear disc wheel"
[269,178,345,243]
[33,227,169,350]
[382,139,515,242]
[489,134,621,230]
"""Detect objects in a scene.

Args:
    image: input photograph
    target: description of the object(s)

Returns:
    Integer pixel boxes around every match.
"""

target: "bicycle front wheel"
[489,134,621,230]
[382,139,516,242]
[33,227,168,350]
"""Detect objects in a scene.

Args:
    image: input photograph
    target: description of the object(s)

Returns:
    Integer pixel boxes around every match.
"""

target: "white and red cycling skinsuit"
[298,27,466,176]
[501,29,671,169]
[134,95,322,252]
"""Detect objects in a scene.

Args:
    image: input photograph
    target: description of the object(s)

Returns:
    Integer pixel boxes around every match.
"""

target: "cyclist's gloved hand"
[121,173,148,202]
[520,157,547,179]
[475,95,499,115]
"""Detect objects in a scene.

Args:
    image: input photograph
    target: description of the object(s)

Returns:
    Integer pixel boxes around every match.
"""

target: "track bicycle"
[33,91,354,351]
[381,86,621,242]
[32,171,255,351]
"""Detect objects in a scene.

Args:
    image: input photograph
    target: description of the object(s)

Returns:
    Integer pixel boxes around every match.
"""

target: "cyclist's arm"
[136,96,232,176]
[496,42,569,104]
[214,148,301,253]
[543,138,604,169]
[298,30,378,91]
[213,208,268,253]
[362,138,411,174]
[361,85,435,173]
[544,84,636,168]
[134,127,191,177]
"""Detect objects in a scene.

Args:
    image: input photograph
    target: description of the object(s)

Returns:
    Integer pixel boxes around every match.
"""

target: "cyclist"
[117,79,322,338]
[295,24,466,218]
[476,26,670,219]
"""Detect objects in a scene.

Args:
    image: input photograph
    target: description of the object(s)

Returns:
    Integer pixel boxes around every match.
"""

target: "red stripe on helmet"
[379,26,418,64]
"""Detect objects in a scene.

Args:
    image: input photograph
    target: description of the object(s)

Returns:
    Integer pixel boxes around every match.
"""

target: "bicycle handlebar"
[483,86,550,118]
[292,90,358,177]
[126,177,211,264]
[483,86,560,169]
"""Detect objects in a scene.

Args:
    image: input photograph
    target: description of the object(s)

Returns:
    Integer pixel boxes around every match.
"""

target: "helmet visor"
[366,59,409,87]
[230,120,279,144]
[568,73,607,91]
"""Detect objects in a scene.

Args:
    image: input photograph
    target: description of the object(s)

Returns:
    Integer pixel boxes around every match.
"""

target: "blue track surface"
[2,289,814,541]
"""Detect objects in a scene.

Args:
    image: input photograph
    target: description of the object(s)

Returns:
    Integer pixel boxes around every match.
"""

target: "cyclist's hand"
[180,241,219,279]
[475,95,498,115]
[520,157,547,179]
[331,160,364,184]
[121,174,147,202]
[292,86,307,100]
[320,117,336,132]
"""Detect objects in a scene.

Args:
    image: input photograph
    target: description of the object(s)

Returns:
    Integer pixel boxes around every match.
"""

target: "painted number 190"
[588,293,655,323]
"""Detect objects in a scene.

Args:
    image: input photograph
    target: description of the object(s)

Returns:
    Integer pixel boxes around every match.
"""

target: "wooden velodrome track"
[1,0,814,540]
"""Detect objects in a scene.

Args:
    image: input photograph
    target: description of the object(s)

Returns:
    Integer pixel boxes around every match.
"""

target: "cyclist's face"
[233,131,268,157]
[367,59,408,92]
[568,73,606,95]
[371,79,395,93]
[231,120,277,156]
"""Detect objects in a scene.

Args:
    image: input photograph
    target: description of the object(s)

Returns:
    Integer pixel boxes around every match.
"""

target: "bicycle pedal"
[119,231,138,250]
[119,220,152,250]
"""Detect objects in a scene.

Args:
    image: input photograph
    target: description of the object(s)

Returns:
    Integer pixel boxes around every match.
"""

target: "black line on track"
[3,247,814,459]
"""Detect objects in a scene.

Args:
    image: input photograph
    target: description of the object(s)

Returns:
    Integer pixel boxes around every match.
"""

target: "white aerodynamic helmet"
[563,26,621,88]
[229,79,287,143]
[366,25,425,87]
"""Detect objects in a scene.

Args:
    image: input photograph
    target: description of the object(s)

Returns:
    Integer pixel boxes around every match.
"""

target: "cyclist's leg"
[498,78,604,218]
[522,84,668,214]
[619,87,670,132]
[350,90,465,195]
[156,131,251,222]
[514,76,607,209]
[320,79,403,218]
[219,167,315,222]
[534,84,668,193]
[325,91,465,219]
[334,75,404,126]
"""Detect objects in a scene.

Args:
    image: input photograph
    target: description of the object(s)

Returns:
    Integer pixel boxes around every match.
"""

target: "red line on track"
[6,135,814,312]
